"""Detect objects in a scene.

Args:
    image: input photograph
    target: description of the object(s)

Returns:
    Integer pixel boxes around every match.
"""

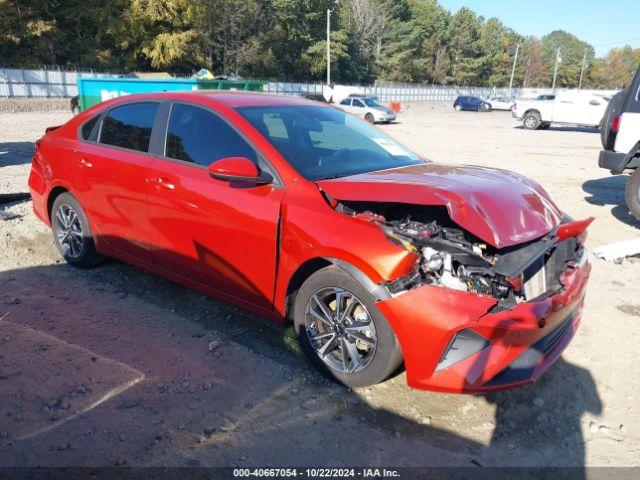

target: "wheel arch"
[523,108,541,118]
[47,185,70,222]
[282,256,391,323]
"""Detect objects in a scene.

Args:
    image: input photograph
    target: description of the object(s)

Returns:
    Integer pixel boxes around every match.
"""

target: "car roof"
[103,90,318,108]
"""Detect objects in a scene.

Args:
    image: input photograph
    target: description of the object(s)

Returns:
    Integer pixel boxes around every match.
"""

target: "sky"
[438,0,640,57]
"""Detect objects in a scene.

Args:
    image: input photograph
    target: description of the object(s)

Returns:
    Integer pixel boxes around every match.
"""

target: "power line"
[592,36,640,48]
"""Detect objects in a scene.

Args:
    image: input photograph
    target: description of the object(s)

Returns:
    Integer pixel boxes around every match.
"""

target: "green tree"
[540,30,594,88]
[447,7,483,85]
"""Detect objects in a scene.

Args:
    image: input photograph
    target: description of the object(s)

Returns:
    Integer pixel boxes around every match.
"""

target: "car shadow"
[0,142,35,167]
[0,261,483,468]
[582,175,640,228]
[0,247,601,471]
[485,359,601,479]
[513,125,598,133]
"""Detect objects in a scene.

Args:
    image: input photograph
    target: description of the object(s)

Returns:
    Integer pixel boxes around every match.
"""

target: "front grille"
[523,238,581,301]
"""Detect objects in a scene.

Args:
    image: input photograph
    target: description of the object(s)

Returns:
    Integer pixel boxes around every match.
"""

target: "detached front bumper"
[376,251,590,393]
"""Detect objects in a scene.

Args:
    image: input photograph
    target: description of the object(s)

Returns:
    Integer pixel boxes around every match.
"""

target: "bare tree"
[346,0,387,58]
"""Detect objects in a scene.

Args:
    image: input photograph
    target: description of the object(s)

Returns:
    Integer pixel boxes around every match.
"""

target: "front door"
[147,102,283,309]
[350,98,367,117]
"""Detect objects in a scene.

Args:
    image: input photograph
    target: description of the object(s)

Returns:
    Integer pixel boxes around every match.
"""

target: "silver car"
[338,96,397,123]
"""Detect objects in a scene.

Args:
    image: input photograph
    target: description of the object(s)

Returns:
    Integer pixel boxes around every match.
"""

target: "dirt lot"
[1,102,639,469]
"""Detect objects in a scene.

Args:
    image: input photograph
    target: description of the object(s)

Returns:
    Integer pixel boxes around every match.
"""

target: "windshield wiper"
[314,174,344,181]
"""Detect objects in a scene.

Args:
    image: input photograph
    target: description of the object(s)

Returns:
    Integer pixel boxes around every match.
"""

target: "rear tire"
[601,90,627,149]
[51,193,105,268]
[625,170,640,221]
[454,105,463,111]
[523,111,541,130]
[293,266,403,388]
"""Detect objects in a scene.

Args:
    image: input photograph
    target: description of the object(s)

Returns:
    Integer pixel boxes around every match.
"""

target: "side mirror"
[208,157,273,185]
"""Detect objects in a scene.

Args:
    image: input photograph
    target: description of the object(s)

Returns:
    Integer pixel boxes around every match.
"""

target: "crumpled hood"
[316,163,563,248]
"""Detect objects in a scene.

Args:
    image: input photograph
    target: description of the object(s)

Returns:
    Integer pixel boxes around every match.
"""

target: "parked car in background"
[29,91,591,392]
[300,92,328,103]
[599,67,640,218]
[338,95,396,123]
[453,96,492,112]
[512,92,609,130]
[535,94,556,101]
[487,97,515,111]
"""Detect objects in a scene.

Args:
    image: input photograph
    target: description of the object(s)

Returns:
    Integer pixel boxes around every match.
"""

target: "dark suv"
[453,96,491,112]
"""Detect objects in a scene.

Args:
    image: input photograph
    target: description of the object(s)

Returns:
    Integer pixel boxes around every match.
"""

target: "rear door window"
[80,115,100,141]
[165,103,257,166]
[99,102,159,153]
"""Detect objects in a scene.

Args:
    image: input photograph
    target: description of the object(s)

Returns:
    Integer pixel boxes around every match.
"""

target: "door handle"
[148,177,175,190]
[79,158,93,168]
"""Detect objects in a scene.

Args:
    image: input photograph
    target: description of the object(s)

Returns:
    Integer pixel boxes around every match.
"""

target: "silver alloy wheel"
[54,204,84,258]
[525,115,537,128]
[304,287,377,374]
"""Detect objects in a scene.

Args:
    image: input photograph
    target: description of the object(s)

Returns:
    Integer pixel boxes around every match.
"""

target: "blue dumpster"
[77,77,267,111]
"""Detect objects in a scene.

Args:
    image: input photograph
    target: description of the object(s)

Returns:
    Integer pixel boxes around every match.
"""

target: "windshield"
[236,105,423,181]
[363,98,382,107]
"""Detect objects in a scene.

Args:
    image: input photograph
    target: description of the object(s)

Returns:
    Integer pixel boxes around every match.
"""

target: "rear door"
[584,95,607,126]
[146,102,284,309]
[552,94,581,123]
[74,101,160,263]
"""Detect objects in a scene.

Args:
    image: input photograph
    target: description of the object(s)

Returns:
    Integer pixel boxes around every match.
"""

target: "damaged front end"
[328,200,592,392]
[333,201,591,312]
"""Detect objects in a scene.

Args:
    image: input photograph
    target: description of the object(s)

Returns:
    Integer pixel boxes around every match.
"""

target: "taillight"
[612,115,620,133]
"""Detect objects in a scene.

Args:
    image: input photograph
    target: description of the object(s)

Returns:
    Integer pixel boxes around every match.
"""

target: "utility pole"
[326,0,339,86]
[578,48,588,90]
[552,47,561,91]
[508,43,520,98]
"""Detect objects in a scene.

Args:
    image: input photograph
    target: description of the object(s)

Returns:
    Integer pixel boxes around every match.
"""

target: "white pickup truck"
[512,92,610,130]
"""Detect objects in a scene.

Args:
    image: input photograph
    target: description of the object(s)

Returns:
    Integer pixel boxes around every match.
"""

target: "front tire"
[364,113,375,123]
[523,111,541,130]
[51,193,105,268]
[625,170,640,221]
[293,266,403,388]
[454,105,463,111]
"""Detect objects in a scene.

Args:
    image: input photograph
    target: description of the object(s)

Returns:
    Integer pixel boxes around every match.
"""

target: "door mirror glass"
[208,157,272,184]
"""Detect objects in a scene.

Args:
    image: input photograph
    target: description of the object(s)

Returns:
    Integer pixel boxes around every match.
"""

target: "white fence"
[0,67,116,98]
[1,67,619,102]
[263,82,517,102]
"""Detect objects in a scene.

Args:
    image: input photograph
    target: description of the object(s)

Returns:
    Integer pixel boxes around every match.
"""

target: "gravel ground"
[0,103,639,469]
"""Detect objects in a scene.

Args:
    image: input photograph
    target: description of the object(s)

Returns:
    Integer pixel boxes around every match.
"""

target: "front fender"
[273,190,418,316]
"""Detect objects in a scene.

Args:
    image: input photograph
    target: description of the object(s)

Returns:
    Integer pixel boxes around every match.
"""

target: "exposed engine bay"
[334,201,586,311]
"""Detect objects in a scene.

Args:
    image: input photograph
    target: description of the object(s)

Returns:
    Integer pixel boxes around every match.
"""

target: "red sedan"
[28,91,591,393]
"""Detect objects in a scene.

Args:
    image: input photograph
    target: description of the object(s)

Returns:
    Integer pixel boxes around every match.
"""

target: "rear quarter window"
[80,115,100,141]
[99,102,159,153]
